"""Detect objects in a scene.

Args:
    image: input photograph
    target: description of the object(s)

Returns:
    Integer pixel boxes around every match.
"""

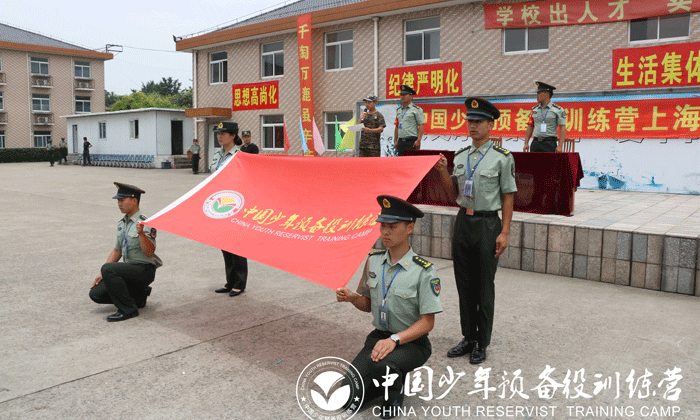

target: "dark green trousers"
[530,138,557,152]
[350,329,431,402]
[90,262,155,315]
[452,211,501,348]
[222,250,247,291]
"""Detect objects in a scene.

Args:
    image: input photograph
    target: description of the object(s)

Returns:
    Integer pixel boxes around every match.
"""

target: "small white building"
[63,108,193,167]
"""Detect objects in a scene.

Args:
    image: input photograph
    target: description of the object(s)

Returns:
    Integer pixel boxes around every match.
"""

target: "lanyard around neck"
[381,262,402,305]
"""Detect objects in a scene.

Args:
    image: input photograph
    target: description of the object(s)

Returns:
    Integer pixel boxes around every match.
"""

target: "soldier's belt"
[534,137,557,141]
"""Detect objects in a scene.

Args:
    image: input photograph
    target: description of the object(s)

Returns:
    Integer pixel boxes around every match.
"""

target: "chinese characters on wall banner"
[386,62,462,98]
[484,0,700,29]
[420,98,700,139]
[613,42,700,89]
[297,14,316,155]
[231,81,279,111]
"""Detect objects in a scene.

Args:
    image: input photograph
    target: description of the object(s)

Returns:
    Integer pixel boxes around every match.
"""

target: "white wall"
[65,109,193,164]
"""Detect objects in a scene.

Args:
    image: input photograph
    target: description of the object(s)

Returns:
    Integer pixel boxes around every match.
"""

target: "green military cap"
[464,97,500,121]
[536,81,556,93]
[400,85,417,95]
[113,182,145,199]
[375,195,424,224]
[213,121,239,134]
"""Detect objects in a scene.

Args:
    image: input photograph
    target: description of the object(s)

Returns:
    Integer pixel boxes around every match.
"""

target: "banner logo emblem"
[203,191,245,219]
[296,357,364,419]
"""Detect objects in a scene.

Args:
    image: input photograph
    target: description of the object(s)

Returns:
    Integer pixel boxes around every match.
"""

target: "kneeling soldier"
[90,182,162,322]
[336,195,442,419]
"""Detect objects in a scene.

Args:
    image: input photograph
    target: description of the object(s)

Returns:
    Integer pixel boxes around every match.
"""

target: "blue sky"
[2,0,286,94]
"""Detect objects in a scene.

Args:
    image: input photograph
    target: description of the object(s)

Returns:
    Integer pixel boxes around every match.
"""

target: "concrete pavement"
[0,162,698,420]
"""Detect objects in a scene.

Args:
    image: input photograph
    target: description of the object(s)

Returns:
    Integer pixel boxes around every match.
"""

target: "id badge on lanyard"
[378,305,389,329]
[463,179,474,198]
[540,122,548,133]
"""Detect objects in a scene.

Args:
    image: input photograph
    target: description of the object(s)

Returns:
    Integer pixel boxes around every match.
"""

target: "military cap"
[363,94,378,102]
[375,195,424,224]
[112,182,145,200]
[464,97,500,121]
[536,81,556,93]
[400,85,417,95]
[241,130,251,137]
[213,121,239,134]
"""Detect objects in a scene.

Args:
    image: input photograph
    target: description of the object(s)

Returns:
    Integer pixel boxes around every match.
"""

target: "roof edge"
[0,41,113,60]
[62,108,186,118]
[176,0,457,51]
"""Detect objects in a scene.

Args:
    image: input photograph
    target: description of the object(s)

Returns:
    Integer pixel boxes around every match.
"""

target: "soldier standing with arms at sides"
[90,183,161,322]
[210,122,248,297]
[336,196,442,419]
[46,139,55,167]
[522,82,567,153]
[393,85,424,156]
[189,139,200,174]
[82,137,92,166]
[435,98,517,364]
[359,95,386,157]
[58,137,68,164]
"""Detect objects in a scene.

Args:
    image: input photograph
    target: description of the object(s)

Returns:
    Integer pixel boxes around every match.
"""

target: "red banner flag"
[484,0,700,30]
[297,14,316,155]
[613,42,700,89]
[283,118,290,155]
[386,62,462,98]
[144,153,439,289]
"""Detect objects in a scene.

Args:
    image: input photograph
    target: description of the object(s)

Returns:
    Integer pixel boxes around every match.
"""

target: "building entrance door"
[72,125,78,153]
[171,120,183,155]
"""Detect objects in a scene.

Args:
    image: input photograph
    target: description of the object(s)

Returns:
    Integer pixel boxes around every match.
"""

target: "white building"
[63,108,193,167]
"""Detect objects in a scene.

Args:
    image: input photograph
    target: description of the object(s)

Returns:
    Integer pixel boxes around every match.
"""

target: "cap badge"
[218,123,224,128]
[383,199,391,208]
[471,100,479,108]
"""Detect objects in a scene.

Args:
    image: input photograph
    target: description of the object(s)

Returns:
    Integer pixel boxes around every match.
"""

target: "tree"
[110,91,179,111]
[134,77,182,96]
[105,90,122,109]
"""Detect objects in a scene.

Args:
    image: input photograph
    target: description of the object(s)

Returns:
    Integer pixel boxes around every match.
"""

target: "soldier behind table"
[90,183,162,322]
[58,137,68,165]
[189,139,200,174]
[393,85,424,156]
[336,195,442,419]
[210,121,248,297]
[239,130,259,154]
[359,95,386,157]
[434,97,517,364]
[522,81,567,153]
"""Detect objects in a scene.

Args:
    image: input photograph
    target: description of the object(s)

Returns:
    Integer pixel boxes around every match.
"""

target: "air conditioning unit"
[37,116,49,124]
[78,82,90,89]
[35,79,48,86]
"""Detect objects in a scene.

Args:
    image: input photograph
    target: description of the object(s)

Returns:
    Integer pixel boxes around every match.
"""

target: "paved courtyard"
[0,162,698,419]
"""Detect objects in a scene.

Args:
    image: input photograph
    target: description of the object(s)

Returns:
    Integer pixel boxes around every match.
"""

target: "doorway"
[171,120,183,155]
[72,125,78,153]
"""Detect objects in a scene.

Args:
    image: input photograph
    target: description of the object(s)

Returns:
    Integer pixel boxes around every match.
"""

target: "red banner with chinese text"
[613,42,700,89]
[298,14,316,155]
[420,98,700,138]
[232,81,279,111]
[484,0,700,29]
[144,153,439,290]
[386,62,462,98]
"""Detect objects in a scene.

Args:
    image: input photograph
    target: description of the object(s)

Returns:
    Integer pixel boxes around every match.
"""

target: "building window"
[325,111,353,150]
[74,61,91,78]
[405,17,440,63]
[262,115,284,149]
[75,96,91,113]
[32,94,50,112]
[504,27,549,54]
[630,14,690,43]
[33,131,51,148]
[0,131,5,148]
[99,122,107,139]
[0,92,3,111]
[325,30,353,71]
[210,52,227,84]
[262,42,284,77]
[30,57,49,75]
[129,119,139,139]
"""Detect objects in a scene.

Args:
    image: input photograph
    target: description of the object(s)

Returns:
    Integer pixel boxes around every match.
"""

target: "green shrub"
[0,148,62,163]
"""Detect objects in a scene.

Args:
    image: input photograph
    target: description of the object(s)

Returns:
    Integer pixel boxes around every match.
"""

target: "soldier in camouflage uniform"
[359,95,386,157]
